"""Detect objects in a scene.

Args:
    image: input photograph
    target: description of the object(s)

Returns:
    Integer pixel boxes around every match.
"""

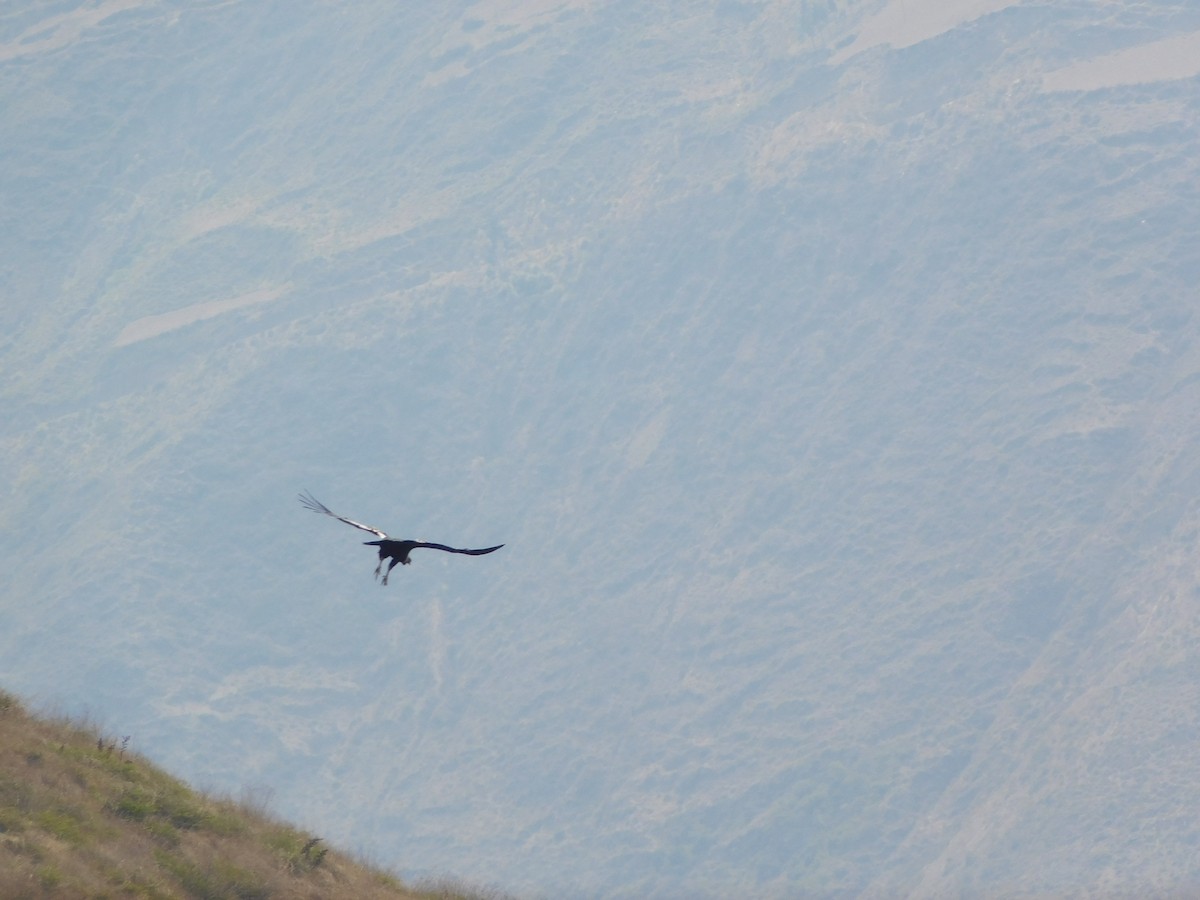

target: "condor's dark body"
[363,537,504,575]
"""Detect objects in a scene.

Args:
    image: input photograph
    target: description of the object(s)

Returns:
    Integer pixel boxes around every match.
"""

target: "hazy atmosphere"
[4,1,1200,896]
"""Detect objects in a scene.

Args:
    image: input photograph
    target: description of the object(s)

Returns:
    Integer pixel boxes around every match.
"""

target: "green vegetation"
[0,687,508,899]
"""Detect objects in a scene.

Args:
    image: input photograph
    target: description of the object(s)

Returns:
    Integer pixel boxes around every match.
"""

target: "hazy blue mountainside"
[4,1,1200,895]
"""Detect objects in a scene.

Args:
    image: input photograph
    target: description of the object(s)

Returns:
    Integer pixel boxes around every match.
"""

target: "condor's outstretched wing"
[411,541,504,556]
[298,491,389,539]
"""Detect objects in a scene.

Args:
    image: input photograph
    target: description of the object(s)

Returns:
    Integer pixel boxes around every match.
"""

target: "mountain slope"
[3,1,1200,895]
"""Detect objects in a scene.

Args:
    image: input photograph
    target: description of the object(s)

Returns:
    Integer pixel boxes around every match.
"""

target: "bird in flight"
[299,491,503,585]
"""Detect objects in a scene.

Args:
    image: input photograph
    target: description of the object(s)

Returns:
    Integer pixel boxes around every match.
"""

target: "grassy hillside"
[0,688,501,900]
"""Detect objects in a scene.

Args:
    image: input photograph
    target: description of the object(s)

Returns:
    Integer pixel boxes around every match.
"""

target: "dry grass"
[0,688,507,900]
